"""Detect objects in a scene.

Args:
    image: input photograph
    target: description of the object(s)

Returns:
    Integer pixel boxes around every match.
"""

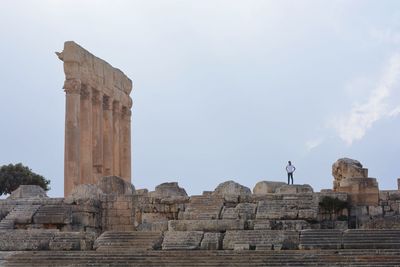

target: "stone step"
[299,229,343,250]
[5,250,400,266]
[94,231,163,251]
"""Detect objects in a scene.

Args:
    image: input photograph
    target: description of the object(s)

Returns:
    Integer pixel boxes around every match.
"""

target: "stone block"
[168,219,245,232]
[234,243,250,250]
[368,205,383,217]
[337,177,379,205]
[97,176,134,195]
[388,191,400,201]
[254,220,311,231]
[332,158,368,190]
[275,184,314,194]
[137,221,168,232]
[8,185,48,200]
[64,184,103,205]
[222,203,256,220]
[162,231,204,250]
[200,232,223,250]
[0,230,56,250]
[298,209,318,220]
[223,230,299,250]
[212,180,252,201]
[33,205,72,224]
[253,181,286,194]
[150,182,188,199]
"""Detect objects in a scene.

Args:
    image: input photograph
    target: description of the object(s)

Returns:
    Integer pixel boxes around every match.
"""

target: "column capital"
[80,85,92,100]
[64,79,81,94]
[103,95,112,110]
[92,89,103,105]
[121,106,132,119]
[113,101,121,114]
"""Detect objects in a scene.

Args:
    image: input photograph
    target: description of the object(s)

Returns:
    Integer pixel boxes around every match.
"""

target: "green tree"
[0,163,50,195]
[319,196,348,220]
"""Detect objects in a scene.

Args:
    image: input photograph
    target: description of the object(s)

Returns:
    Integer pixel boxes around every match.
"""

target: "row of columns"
[64,79,131,196]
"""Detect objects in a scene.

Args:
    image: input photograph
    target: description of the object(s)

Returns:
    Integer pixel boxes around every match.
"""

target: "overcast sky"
[1,0,399,197]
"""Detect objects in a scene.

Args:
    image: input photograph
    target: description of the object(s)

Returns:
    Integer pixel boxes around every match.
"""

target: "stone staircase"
[299,229,343,249]
[5,249,400,266]
[343,229,400,249]
[182,196,224,220]
[94,231,163,251]
[0,205,41,229]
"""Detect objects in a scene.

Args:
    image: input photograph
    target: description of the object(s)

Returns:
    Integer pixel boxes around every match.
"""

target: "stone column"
[92,89,103,183]
[103,95,114,176]
[120,107,131,182]
[64,79,81,197]
[112,101,121,176]
[79,85,93,184]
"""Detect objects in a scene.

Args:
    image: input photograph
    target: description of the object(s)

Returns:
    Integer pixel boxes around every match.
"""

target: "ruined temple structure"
[56,41,133,196]
[2,44,400,266]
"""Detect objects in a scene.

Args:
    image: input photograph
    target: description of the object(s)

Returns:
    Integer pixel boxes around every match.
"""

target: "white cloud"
[389,106,400,117]
[305,137,324,151]
[331,53,400,145]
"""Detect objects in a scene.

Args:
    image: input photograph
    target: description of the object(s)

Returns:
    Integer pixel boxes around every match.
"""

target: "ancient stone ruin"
[57,41,132,196]
[1,42,400,266]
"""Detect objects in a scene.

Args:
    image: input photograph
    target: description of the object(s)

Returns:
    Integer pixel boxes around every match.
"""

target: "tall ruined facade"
[57,41,133,196]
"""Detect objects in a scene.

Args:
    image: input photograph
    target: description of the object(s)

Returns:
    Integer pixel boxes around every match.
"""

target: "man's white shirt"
[286,165,295,173]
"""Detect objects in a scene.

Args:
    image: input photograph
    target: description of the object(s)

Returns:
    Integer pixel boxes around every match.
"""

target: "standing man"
[286,161,296,185]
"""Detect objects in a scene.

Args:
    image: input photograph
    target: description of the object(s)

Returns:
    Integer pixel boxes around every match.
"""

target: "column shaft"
[112,101,121,176]
[120,107,131,182]
[79,85,93,184]
[103,95,113,176]
[64,79,81,197]
[92,90,103,183]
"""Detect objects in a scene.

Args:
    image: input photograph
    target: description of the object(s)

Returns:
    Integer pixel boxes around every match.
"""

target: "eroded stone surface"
[253,181,286,194]
[332,158,368,190]
[64,184,104,205]
[150,182,187,199]
[8,185,48,200]
[97,176,134,195]
[162,231,204,250]
[213,180,251,202]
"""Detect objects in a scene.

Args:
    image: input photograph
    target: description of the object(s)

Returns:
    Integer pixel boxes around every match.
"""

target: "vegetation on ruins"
[318,196,348,220]
[0,163,50,195]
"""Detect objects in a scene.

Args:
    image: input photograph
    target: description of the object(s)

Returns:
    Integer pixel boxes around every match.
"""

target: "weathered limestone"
[253,181,286,194]
[200,232,223,250]
[149,182,188,198]
[275,184,314,194]
[212,180,252,202]
[8,185,48,200]
[94,231,163,251]
[97,176,135,195]
[223,230,299,250]
[332,158,379,205]
[162,231,204,250]
[58,41,133,196]
[64,184,104,205]
[168,219,245,232]
[332,158,368,190]
[222,203,257,220]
